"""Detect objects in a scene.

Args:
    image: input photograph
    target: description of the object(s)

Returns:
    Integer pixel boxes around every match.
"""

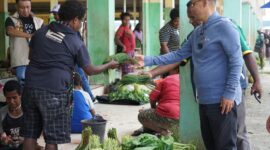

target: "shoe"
[132,127,144,136]
[131,127,156,136]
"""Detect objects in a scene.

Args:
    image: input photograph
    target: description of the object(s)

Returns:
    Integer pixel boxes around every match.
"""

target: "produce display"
[108,74,154,104]
[119,74,152,85]
[107,128,118,140]
[103,53,137,64]
[76,127,196,150]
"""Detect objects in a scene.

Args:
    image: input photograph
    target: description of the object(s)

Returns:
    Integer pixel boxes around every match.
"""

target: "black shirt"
[2,113,24,139]
[5,16,36,34]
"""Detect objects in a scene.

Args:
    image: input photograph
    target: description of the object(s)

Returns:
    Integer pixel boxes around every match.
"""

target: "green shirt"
[236,25,252,56]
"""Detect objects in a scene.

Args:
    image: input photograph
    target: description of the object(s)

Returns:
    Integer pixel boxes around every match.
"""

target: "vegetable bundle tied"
[103,53,137,64]
[75,127,101,150]
[120,74,152,85]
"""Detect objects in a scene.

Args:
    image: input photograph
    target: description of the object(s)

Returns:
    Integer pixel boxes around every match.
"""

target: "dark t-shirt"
[25,22,90,92]
[265,34,270,48]
[5,16,36,34]
[2,113,24,142]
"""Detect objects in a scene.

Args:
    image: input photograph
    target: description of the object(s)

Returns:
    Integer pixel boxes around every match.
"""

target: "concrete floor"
[38,63,270,150]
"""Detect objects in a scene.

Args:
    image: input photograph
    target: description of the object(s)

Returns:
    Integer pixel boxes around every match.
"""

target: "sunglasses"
[198,27,205,49]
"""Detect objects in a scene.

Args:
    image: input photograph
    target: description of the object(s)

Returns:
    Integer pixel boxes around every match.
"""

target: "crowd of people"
[0,0,269,150]
[254,28,270,69]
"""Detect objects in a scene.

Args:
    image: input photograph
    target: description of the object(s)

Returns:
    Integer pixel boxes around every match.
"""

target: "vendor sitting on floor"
[71,73,96,133]
[136,66,180,138]
[0,80,43,150]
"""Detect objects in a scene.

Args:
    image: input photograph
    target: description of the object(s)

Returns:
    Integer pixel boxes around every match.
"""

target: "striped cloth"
[159,22,180,51]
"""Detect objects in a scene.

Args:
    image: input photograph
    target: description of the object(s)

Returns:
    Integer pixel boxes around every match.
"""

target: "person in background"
[50,3,60,21]
[254,30,265,69]
[133,23,143,50]
[264,29,270,64]
[115,12,136,76]
[159,8,180,54]
[0,80,43,150]
[234,23,262,150]
[22,1,118,150]
[136,66,180,139]
[71,73,95,133]
[5,0,43,87]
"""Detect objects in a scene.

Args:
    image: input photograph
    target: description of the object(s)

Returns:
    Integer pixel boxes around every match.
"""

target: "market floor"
[38,64,270,150]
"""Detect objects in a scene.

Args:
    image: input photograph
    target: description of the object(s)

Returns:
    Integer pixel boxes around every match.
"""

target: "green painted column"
[253,13,257,47]
[164,0,174,23]
[251,12,256,48]
[143,0,162,56]
[87,0,115,84]
[223,0,242,26]
[256,18,261,31]
[242,3,251,46]
[179,0,193,44]
[178,0,204,148]
[249,10,253,48]
[0,0,8,61]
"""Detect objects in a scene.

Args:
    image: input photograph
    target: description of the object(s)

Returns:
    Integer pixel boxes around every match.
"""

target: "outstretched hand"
[138,71,152,78]
[108,60,119,69]
[134,54,145,68]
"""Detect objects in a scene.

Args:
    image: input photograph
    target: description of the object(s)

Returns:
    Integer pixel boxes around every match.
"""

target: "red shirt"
[116,25,135,52]
[150,74,180,120]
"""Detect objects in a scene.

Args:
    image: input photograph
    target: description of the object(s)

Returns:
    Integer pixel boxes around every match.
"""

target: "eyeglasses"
[186,0,202,7]
[198,27,205,49]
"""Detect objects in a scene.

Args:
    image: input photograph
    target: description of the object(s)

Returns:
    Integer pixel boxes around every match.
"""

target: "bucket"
[81,116,107,142]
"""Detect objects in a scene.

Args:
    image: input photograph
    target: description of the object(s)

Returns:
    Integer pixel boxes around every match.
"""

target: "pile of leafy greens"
[108,83,153,104]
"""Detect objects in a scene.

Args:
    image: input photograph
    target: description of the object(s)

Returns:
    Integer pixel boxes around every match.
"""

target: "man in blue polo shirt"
[21,1,118,150]
[136,0,242,149]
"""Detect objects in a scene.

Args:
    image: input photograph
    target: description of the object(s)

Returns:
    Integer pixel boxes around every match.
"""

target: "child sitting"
[71,73,96,133]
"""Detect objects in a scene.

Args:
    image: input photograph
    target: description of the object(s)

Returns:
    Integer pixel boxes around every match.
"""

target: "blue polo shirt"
[145,12,243,105]
[25,22,90,92]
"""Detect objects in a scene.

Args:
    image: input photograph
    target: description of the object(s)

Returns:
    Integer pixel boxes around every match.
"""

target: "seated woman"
[137,66,180,138]
[71,73,96,133]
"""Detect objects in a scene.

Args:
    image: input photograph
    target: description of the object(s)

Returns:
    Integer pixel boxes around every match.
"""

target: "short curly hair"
[170,8,179,21]
[58,0,86,21]
[120,12,131,21]
[3,80,21,96]
[16,0,31,4]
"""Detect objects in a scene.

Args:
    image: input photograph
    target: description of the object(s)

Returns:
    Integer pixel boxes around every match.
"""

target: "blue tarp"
[261,1,270,8]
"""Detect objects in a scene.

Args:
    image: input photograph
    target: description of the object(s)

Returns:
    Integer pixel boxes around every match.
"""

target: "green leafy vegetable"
[103,53,137,64]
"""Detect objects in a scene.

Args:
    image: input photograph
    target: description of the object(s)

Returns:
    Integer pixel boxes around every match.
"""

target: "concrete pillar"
[252,12,257,48]
[142,0,162,56]
[87,0,115,83]
[164,0,175,23]
[0,0,8,60]
[178,0,204,148]
[179,0,193,44]
[133,0,137,28]
[49,0,58,22]
[242,2,251,45]
[223,0,242,26]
